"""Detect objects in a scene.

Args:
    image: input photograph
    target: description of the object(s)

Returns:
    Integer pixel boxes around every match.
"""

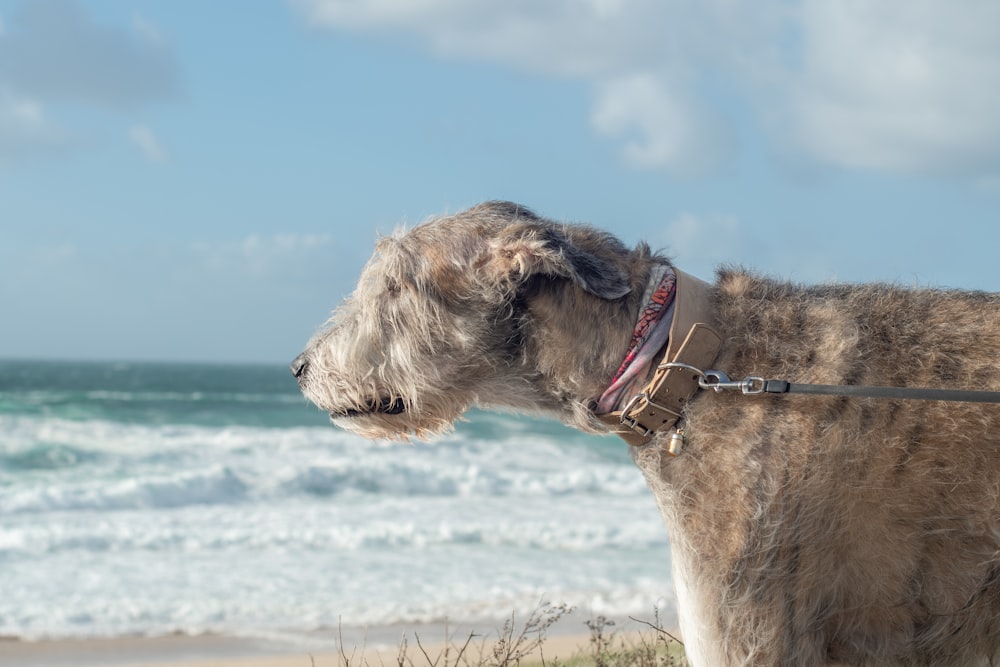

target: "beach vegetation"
[328,603,688,667]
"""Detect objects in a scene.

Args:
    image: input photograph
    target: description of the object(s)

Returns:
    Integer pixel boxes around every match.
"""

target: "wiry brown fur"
[294,202,1000,666]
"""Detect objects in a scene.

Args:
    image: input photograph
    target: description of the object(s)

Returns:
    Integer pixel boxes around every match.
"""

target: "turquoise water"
[0,360,324,428]
[0,359,672,643]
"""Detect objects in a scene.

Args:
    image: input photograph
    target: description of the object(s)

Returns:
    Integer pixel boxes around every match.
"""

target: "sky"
[1,0,998,364]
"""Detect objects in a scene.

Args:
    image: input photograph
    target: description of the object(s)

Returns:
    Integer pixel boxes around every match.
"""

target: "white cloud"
[0,88,73,160]
[2,91,42,124]
[293,0,670,77]
[591,74,733,175]
[783,0,1000,177]
[0,0,178,161]
[291,0,721,170]
[131,12,165,46]
[661,213,756,274]
[32,242,78,265]
[128,124,167,163]
[194,233,338,280]
[0,0,178,107]
[659,212,843,283]
[292,0,1000,181]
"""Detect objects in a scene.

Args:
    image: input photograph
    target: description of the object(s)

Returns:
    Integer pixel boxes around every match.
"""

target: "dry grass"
[577,612,688,667]
[327,603,688,667]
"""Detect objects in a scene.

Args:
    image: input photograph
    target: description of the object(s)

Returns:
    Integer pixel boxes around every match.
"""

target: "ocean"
[0,360,674,648]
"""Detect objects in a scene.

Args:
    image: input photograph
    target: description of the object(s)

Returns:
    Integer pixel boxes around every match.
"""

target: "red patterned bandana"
[596,265,676,414]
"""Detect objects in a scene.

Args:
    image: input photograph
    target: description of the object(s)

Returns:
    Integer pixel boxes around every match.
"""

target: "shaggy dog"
[293,201,1000,666]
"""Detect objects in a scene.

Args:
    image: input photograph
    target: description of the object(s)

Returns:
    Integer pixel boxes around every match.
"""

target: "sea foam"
[0,361,674,643]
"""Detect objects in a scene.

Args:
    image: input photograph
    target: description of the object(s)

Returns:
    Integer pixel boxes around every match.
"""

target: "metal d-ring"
[657,361,708,380]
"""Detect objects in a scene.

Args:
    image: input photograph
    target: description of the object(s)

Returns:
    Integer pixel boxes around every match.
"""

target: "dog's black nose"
[290,353,309,379]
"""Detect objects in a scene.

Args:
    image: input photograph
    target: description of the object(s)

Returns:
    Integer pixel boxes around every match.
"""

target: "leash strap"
[700,371,1000,404]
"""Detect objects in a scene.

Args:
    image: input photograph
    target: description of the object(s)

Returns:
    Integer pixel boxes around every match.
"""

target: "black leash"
[662,364,1000,404]
[754,380,1000,404]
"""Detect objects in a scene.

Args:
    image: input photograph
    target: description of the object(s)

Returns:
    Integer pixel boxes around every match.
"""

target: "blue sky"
[1,0,998,364]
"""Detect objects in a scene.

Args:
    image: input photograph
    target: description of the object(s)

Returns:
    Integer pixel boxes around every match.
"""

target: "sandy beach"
[0,610,672,667]
[1,630,605,667]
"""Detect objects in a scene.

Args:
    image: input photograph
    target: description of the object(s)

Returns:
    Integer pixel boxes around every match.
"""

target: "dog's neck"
[595,265,677,414]
[594,267,723,446]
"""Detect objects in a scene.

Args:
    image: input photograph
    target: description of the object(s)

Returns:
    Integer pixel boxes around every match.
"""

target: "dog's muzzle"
[291,354,407,418]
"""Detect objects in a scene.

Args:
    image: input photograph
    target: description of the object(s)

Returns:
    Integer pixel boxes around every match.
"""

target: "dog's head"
[292,201,637,439]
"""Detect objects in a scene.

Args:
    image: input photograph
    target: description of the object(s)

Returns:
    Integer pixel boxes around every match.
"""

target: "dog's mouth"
[333,396,407,419]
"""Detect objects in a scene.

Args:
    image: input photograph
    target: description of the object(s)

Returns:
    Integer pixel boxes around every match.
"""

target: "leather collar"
[597,268,723,447]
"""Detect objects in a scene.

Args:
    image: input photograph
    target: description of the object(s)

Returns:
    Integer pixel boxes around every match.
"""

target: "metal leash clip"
[699,370,766,395]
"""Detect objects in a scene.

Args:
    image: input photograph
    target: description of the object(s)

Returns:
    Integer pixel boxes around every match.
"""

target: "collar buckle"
[619,392,654,437]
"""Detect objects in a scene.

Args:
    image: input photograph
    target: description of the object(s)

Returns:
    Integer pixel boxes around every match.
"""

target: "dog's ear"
[483,222,632,300]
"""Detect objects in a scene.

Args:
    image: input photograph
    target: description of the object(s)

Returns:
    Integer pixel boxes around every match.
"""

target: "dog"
[293,201,1000,666]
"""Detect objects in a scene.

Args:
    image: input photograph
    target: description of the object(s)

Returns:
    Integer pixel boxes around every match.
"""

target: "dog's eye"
[385,278,402,296]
